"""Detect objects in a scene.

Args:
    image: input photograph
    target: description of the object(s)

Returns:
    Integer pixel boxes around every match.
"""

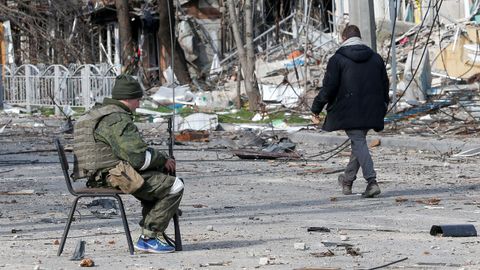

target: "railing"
[1,64,119,115]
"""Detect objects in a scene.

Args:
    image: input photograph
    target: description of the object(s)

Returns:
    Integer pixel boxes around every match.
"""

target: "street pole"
[390,0,397,113]
[0,65,4,110]
[348,0,377,52]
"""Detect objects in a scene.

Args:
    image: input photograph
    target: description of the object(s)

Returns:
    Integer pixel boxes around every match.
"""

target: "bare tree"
[157,0,192,84]
[115,0,134,72]
[227,0,261,111]
[0,0,95,65]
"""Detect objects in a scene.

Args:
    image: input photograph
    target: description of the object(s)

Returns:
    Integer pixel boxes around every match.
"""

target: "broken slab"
[259,83,304,108]
[232,149,301,160]
[179,113,218,131]
[150,84,194,105]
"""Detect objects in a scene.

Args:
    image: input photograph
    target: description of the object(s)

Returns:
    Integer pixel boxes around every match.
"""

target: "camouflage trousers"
[132,170,183,238]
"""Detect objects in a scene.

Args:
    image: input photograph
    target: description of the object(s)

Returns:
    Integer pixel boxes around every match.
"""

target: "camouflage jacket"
[91,98,169,186]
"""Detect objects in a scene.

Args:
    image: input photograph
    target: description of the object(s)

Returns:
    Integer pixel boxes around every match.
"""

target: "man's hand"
[311,114,321,125]
[164,158,176,174]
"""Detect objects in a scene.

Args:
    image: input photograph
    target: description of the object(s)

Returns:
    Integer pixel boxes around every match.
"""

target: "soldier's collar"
[103,98,132,113]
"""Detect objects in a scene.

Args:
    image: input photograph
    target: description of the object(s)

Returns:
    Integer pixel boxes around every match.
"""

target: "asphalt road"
[0,117,479,269]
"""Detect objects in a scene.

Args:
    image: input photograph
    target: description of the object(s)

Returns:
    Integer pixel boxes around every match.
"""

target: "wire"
[305,138,350,159]
[366,257,408,270]
[387,0,445,114]
[385,0,398,65]
[409,0,433,74]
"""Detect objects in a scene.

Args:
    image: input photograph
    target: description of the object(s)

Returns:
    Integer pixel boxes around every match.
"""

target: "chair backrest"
[54,138,76,195]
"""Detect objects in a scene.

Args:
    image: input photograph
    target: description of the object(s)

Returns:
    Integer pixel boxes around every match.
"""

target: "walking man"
[311,25,390,198]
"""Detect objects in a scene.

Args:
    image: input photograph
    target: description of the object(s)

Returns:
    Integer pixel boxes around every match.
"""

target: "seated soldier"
[73,74,184,253]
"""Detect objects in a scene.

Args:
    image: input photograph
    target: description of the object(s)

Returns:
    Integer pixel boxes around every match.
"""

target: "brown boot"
[362,180,381,198]
[337,174,353,195]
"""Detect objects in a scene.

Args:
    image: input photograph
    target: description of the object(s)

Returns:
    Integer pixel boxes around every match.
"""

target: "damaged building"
[1,0,480,125]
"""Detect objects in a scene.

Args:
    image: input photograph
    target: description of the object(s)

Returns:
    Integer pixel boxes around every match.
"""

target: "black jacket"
[311,44,390,132]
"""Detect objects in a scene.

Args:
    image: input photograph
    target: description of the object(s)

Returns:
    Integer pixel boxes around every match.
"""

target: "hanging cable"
[436,3,479,123]
[385,0,398,65]
[409,0,433,73]
[387,0,445,114]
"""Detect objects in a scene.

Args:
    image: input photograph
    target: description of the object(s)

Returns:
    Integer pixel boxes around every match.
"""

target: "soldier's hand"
[164,159,176,174]
[311,114,321,125]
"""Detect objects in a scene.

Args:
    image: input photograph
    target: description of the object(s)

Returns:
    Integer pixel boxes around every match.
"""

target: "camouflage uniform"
[73,97,183,238]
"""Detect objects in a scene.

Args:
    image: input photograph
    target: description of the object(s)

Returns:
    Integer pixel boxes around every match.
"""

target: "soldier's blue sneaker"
[134,236,175,253]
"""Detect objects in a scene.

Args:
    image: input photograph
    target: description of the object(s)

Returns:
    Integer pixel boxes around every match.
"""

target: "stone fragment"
[294,242,306,250]
[79,258,94,267]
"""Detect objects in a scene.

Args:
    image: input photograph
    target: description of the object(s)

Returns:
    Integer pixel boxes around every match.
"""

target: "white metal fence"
[1,64,119,114]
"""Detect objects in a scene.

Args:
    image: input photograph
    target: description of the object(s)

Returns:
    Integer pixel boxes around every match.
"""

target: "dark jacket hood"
[337,45,373,63]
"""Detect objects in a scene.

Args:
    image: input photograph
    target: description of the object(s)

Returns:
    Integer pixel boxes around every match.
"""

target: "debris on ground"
[232,137,301,160]
[430,224,478,237]
[199,261,231,267]
[293,242,306,250]
[70,240,86,261]
[310,249,335,257]
[79,258,94,267]
[0,189,35,195]
[345,246,361,256]
[175,130,210,142]
[307,227,330,233]
[86,199,118,219]
[369,139,381,148]
[232,149,301,160]
[415,198,441,205]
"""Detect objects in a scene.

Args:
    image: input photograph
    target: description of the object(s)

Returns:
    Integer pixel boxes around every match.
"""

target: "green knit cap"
[111,74,143,100]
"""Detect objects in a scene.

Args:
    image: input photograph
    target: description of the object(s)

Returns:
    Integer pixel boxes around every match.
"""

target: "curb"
[290,131,480,154]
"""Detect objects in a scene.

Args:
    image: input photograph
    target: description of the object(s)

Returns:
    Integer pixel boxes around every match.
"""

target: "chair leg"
[173,212,182,251]
[58,196,80,256]
[162,212,182,251]
[115,195,134,255]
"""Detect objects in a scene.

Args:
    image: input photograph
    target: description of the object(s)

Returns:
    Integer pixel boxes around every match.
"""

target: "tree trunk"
[157,0,192,85]
[244,0,261,111]
[236,62,242,109]
[115,0,133,71]
[227,0,260,111]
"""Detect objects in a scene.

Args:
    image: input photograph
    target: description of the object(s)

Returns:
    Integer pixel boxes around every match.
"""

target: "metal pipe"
[390,0,398,113]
